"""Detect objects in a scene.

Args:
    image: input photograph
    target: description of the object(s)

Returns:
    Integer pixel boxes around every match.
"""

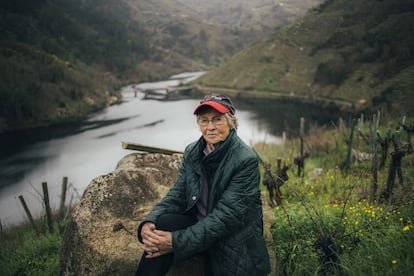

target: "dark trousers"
[135,213,198,276]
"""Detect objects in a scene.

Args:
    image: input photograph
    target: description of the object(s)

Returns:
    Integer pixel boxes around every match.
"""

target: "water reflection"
[237,97,352,136]
[94,119,164,139]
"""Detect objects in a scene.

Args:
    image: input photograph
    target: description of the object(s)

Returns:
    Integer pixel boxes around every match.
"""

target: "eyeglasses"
[198,116,225,127]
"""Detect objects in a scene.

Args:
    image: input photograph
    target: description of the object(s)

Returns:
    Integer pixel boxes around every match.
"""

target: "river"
[0,72,283,226]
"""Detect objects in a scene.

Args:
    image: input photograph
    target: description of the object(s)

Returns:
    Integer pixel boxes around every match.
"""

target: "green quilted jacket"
[139,130,271,275]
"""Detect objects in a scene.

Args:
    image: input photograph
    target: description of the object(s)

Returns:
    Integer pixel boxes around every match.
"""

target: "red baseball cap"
[193,94,236,115]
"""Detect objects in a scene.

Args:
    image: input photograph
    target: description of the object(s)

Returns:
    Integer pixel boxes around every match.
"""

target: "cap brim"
[193,101,230,114]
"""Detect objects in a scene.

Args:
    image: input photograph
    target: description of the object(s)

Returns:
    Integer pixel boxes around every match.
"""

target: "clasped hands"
[140,222,173,258]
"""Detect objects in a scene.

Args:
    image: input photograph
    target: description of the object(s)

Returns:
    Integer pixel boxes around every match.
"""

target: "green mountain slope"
[0,0,150,131]
[196,0,414,115]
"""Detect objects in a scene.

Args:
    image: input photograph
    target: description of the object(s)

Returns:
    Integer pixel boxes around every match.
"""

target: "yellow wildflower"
[403,225,410,232]
[392,259,397,265]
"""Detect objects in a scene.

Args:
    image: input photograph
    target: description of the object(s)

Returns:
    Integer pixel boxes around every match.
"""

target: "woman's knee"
[156,213,197,231]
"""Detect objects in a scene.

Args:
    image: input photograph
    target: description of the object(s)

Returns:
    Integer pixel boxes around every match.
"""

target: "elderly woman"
[135,94,271,276]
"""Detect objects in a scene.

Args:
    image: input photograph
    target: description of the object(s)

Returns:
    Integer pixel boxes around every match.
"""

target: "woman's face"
[197,109,231,146]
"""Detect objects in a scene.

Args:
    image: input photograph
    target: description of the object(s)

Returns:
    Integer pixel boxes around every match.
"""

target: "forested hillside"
[0,0,149,131]
[197,0,414,116]
[0,0,319,132]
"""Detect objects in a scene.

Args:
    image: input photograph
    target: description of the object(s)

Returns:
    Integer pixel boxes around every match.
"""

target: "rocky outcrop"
[61,152,276,275]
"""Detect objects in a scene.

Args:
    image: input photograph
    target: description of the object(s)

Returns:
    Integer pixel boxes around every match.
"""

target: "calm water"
[0,74,282,226]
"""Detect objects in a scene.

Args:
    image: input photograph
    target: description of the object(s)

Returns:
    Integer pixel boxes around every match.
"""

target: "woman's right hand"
[141,223,159,253]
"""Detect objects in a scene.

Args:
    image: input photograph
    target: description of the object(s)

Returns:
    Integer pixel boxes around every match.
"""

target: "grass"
[257,117,414,275]
[0,220,62,276]
[268,172,414,275]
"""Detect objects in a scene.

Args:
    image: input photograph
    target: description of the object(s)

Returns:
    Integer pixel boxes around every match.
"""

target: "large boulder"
[61,152,276,275]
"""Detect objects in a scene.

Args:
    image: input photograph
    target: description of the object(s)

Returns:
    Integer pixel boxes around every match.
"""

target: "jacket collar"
[188,129,237,170]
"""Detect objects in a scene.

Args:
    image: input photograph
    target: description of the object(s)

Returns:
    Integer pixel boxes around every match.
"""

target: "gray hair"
[224,113,238,129]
